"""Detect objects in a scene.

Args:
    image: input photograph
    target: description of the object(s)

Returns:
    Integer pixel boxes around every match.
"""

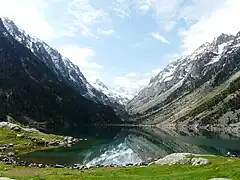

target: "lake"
[20,126,240,166]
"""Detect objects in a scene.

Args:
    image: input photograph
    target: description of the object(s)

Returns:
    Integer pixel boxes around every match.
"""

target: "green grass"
[0,128,240,179]
[0,128,64,155]
[0,156,239,180]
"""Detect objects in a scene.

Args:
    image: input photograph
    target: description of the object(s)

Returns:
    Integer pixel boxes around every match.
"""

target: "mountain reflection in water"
[20,126,240,166]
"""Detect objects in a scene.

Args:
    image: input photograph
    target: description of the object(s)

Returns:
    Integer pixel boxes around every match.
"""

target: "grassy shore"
[0,127,64,155]
[0,127,240,180]
[0,156,240,180]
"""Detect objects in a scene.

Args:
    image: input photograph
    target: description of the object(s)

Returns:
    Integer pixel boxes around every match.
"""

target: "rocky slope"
[1,17,124,111]
[0,18,121,135]
[127,32,240,133]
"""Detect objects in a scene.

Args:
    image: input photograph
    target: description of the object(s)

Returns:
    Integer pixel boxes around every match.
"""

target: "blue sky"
[1,0,240,94]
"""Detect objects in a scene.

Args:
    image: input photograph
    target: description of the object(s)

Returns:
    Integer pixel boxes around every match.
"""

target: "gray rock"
[191,158,210,166]
[8,144,14,148]
[35,139,46,146]
[67,144,72,147]
[64,136,74,142]
[48,141,60,146]
[209,178,232,180]
[0,177,15,180]
[73,164,84,170]
[38,164,43,168]
[155,153,210,166]
[7,152,15,157]
[0,122,21,131]
[29,163,38,167]
[58,142,65,146]
[11,126,21,132]
[16,133,25,138]
[54,164,65,168]
[0,147,7,152]
[23,128,40,133]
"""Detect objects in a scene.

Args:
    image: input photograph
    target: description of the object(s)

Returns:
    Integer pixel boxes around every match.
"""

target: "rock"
[11,126,21,132]
[64,136,74,142]
[67,144,72,147]
[67,140,73,144]
[48,141,60,146]
[191,158,210,166]
[73,164,84,170]
[148,162,154,166]
[58,142,65,146]
[23,128,40,133]
[8,144,14,148]
[16,133,25,138]
[209,178,232,180]
[17,161,26,166]
[155,153,210,166]
[0,122,21,132]
[35,139,46,146]
[29,163,38,167]
[0,147,7,152]
[126,163,133,167]
[54,164,65,168]
[7,152,15,157]
[38,164,43,168]
[0,177,15,180]
[146,157,153,162]
[226,152,231,157]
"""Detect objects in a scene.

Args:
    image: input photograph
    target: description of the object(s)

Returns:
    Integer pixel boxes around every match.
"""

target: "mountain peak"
[93,79,108,90]
[213,33,235,46]
[91,79,130,105]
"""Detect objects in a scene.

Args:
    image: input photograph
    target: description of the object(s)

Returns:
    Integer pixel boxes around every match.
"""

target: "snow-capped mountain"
[127,31,240,128]
[0,18,122,134]
[91,79,130,105]
[1,17,115,107]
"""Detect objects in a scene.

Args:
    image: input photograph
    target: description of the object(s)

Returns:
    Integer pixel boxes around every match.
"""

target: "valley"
[0,16,240,179]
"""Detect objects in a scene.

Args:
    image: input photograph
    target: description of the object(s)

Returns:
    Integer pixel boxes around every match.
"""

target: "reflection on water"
[20,126,240,166]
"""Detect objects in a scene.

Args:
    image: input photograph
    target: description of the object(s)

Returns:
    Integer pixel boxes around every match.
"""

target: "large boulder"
[155,153,211,166]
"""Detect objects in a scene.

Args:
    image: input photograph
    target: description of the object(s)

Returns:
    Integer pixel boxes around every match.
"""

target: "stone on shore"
[0,177,15,180]
[209,178,232,180]
[154,153,210,166]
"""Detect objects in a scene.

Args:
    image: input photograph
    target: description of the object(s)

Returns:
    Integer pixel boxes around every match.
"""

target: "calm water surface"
[20,126,240,166]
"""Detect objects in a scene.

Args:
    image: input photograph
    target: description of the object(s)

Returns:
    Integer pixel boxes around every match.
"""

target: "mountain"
[0,18,121,135]
[127,32,240,134]
[91,79,130,105]
[1,17,122,110]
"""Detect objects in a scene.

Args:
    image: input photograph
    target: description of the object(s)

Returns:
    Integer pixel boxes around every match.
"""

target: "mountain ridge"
[1,17,125,109]
[127,31,240,135]
[0,18,122,134]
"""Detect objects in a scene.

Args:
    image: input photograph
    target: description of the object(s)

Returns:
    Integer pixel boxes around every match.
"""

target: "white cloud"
[179,0,240,54]
[137,0,184,31]
[0,0,55,42]
[112,0,132,18]
[58,45,103,81]
[114,68,161,97]
[151,32,170,44]
[97,28,115,36]
[126,72,137,77]
[66,0,109,37]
